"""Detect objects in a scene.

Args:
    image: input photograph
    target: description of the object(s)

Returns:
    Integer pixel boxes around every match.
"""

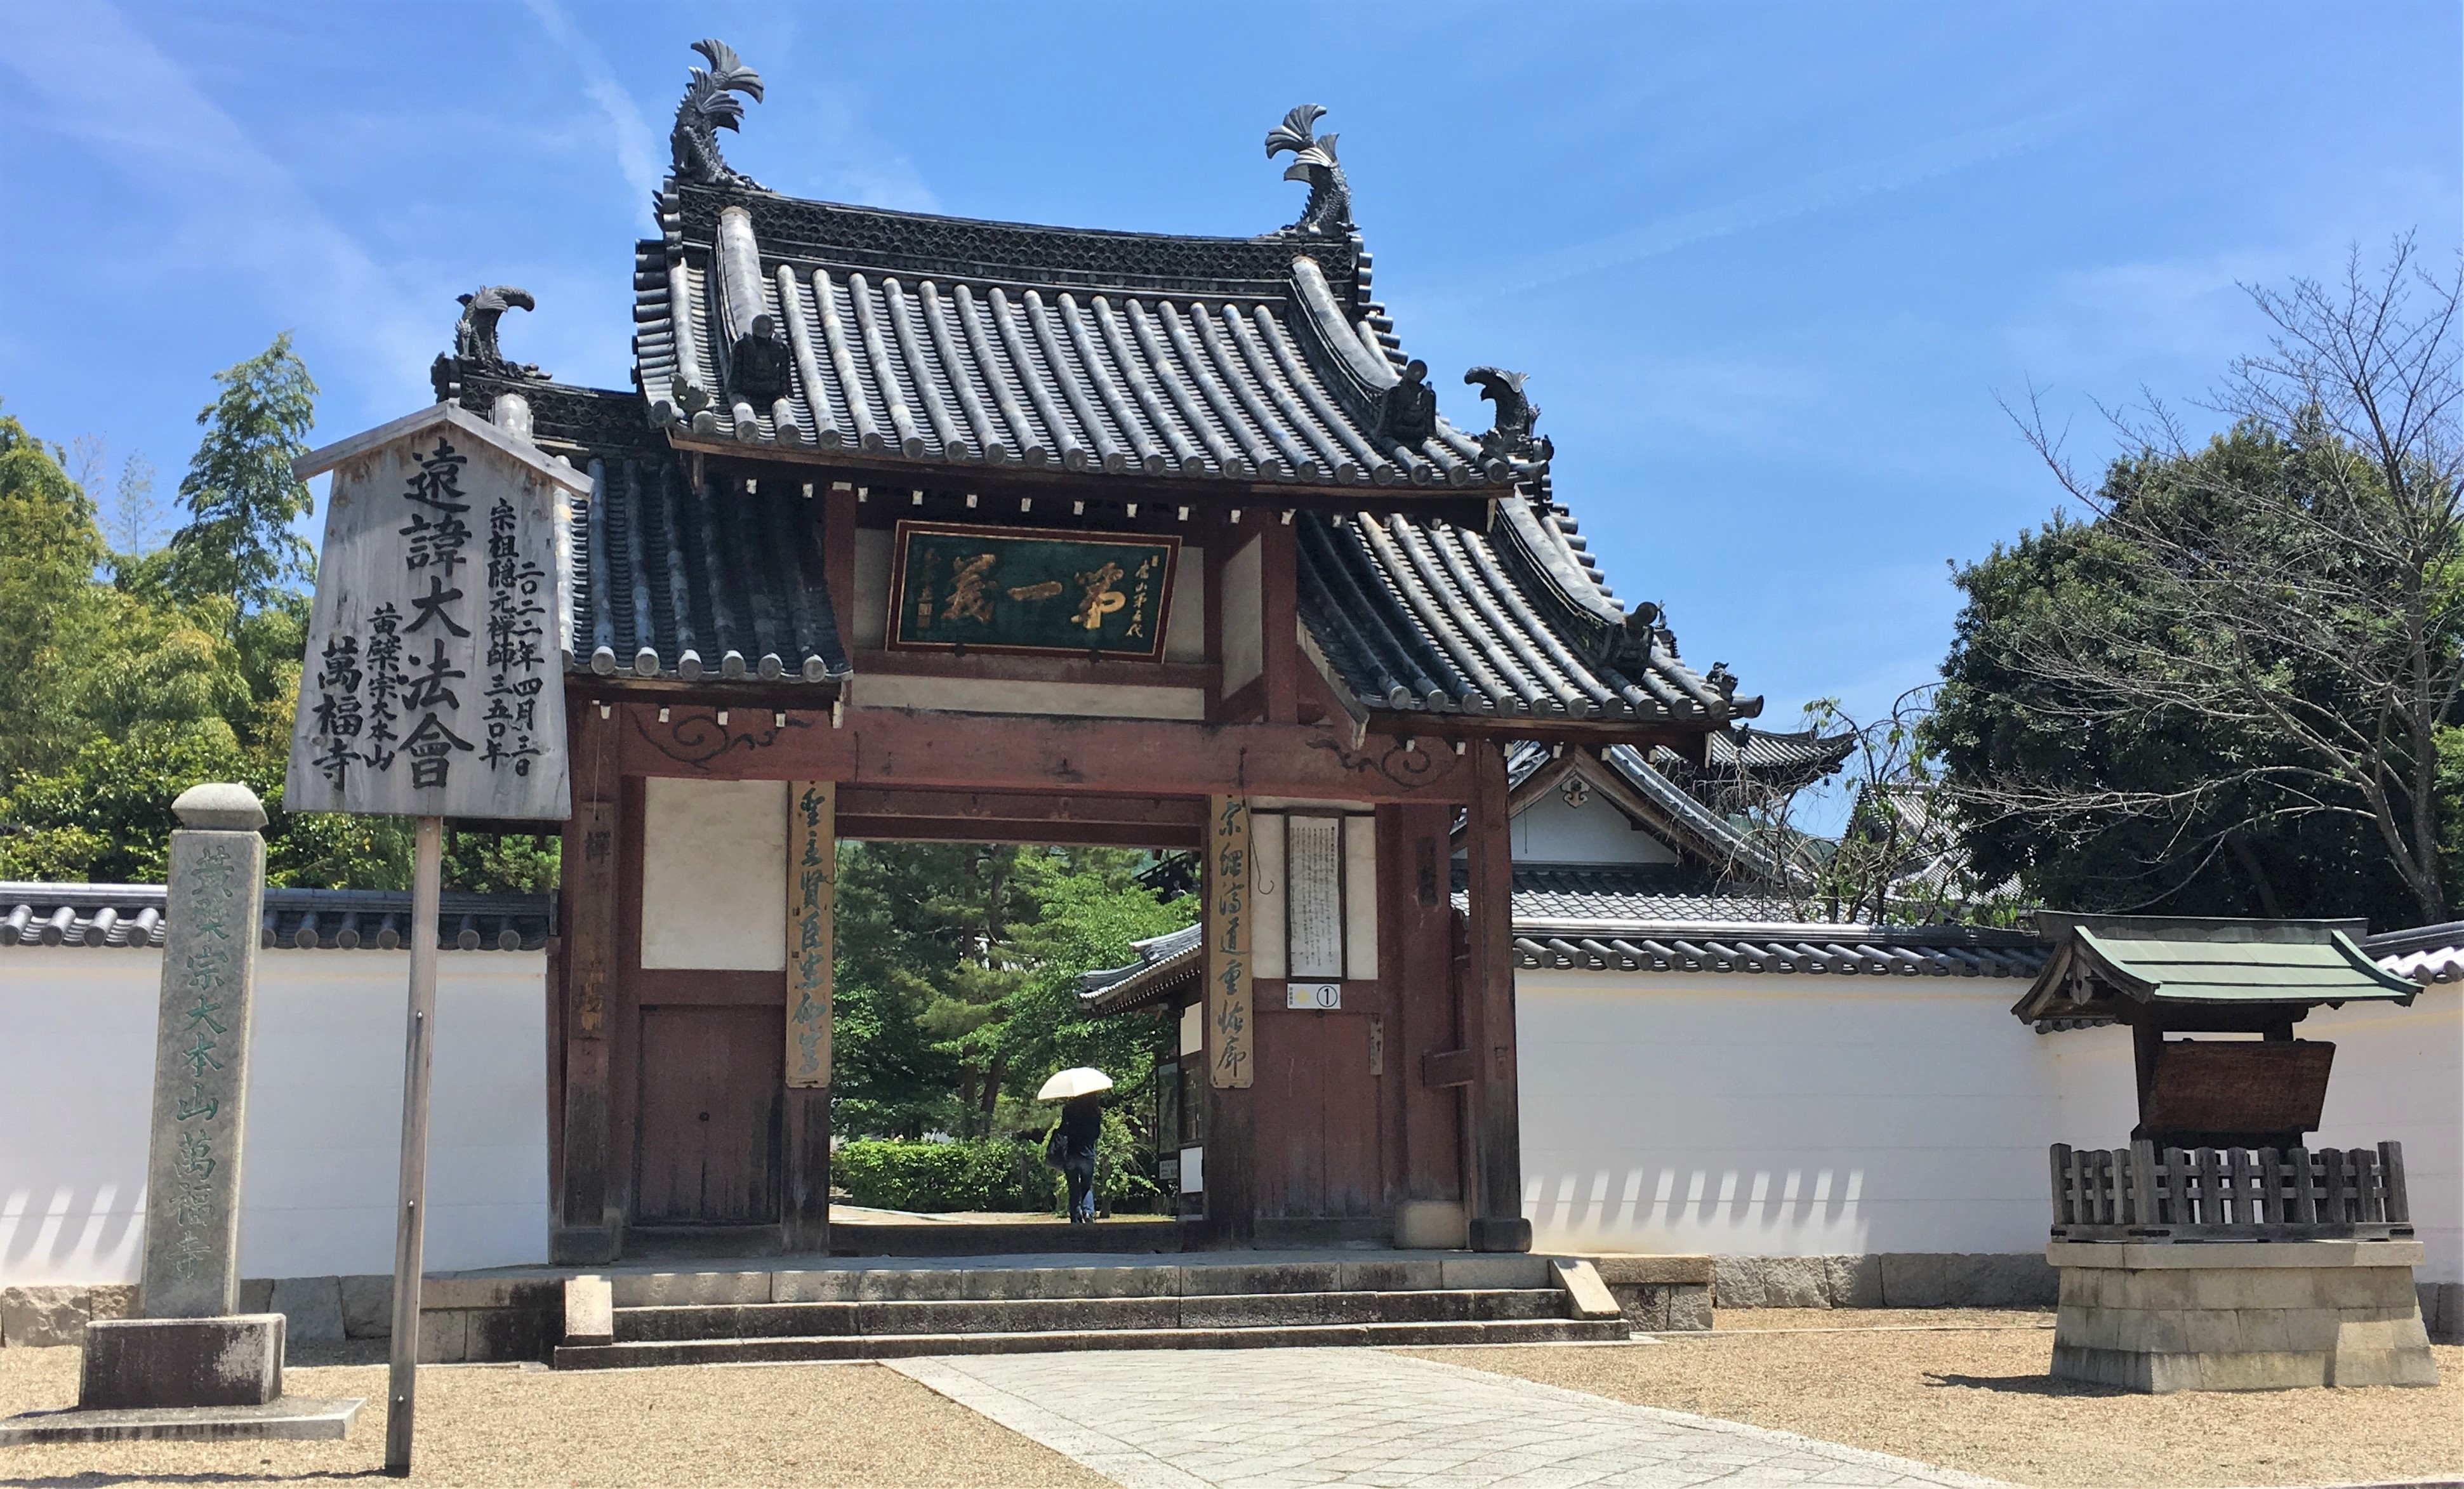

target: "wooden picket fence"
[2048,1141,2412,1241]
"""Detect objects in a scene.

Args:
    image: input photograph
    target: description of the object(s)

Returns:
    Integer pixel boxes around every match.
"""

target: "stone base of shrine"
[78,1314,285,1410]
[2049,1239,2438,1392]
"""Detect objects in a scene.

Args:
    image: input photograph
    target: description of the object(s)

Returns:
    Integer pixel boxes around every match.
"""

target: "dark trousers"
[1063,1151,1096,1222]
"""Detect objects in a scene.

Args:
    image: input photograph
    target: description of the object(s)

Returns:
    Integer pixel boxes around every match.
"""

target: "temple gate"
[394,43,1767,1265]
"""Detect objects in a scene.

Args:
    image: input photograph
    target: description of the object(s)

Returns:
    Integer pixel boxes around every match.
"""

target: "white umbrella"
[1037,1067,1113,1102]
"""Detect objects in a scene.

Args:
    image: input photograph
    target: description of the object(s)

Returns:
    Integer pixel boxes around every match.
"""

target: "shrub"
[833,1136,1057,1213]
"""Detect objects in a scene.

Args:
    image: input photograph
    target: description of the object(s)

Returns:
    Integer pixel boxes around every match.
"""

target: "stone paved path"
[893,1348,2008,1489]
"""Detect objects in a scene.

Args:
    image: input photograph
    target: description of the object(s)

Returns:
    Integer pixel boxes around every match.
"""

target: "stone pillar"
[81,783,285,1410]
[140,783,268,1316]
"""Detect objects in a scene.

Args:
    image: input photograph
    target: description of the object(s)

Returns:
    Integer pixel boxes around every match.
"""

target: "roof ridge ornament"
[1466,366,1553,466]
[429,286,545,404]
[671,38,765,190]
[1265,104,1353,236]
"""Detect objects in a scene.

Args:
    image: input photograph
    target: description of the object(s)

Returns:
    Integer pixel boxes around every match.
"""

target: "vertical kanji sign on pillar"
[287,400,586,1474]
[1206,795,1254,1090]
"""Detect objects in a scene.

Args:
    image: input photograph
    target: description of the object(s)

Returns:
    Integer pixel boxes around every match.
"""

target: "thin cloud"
[0,0,431,402]
[1480,107,2084,301]
[523,0,663,200]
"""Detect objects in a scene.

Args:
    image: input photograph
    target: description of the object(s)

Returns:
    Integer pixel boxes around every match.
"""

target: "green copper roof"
[2013,915,2421,1026]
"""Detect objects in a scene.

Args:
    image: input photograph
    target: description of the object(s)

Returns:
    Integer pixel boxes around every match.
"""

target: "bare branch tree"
[1975,237,2462,920]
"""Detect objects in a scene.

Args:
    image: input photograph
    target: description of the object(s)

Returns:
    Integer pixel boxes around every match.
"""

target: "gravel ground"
[0,1346,1109,1486]
[1411,1316,2464,1489]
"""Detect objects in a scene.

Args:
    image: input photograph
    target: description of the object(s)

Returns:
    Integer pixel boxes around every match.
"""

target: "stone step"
[559,1315,1631,1368]
[603,1255,1551,1307]
[612,1288,1573,1342]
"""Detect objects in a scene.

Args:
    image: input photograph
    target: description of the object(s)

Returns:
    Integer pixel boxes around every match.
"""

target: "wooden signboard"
[1286,815,1344,979]
[286,402,584,820]
[887,520,1179,659]
[1206,795,1254,1089]
[2143,1039,2336,1136]
[786,781,835,1088]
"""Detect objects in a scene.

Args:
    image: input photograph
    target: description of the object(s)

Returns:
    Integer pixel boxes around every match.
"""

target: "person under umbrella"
[1037,1067,1112,1224]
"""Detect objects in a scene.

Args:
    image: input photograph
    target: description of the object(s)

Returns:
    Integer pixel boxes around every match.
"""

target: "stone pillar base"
[79,1314,284,1409]
[2050,1239,2437,1392]
[1468,1216,1533,1253]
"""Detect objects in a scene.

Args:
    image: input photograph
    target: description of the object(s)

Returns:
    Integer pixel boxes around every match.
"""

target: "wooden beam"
[839,817,1201,849]
[618,703,1487,804]
[837,788,1203,828]
[852,649,1217,692]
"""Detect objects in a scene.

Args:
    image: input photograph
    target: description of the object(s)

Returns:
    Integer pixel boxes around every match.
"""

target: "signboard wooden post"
[286,400,584,1476]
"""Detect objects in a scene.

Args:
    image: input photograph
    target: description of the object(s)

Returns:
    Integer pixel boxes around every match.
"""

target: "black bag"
[1044,1123,1068,1168]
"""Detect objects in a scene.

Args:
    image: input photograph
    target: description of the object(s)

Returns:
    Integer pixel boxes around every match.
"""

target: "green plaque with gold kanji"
[886,521,1181,659]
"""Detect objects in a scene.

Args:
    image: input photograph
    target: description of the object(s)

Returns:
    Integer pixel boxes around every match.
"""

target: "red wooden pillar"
[553,702,623,1264]
[1258,519,1298,725]
[1387,802,1464,1212]
[1462,740,1530,1251]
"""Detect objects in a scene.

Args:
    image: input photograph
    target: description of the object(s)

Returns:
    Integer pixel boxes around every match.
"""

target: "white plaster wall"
[640,776,786,970]
[1518,971,2463,1279]
[2310,985,2461,1281]
[1512,791,1679,866]
[0,946,548,1285]
[1517,971,2138,1257]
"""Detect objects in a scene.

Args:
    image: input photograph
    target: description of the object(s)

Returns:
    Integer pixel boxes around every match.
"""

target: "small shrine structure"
[2014,915,2437,1391]
[390,42,1769,1264]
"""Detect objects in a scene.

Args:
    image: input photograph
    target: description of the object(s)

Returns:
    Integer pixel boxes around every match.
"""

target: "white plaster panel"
[640,777,788,970]
[1514,974,2137,1257]
[1179,1002,1203,1057]
[1343,815,1379,980]
[854,675,1207,720]
[0,947,549,1285]
[1252,812,1287,980]
[1221,536,1262,692]
[2310,986,2461,1281]
[852,526,891,649]
[1512,788,1679,865]
[1164,547,1204,663]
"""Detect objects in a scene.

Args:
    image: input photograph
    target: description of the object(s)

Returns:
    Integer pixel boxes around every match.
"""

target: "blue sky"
[1,1,2456,736]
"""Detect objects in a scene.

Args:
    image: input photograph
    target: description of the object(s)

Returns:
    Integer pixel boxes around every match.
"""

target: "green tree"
[0,408,108,789]
[164,334,318,624]
[1934,243,2461,921]
[828,840,1195,1144]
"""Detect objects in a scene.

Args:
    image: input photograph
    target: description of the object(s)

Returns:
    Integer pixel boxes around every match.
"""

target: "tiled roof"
[1299,515,1750,722]
[1645,724,1858,798]
[2368,919,2464,984]
[1499,866,2048,978]
[574,450,851,683]
[1077,923,1203,1016]
[637,185,1527,491]
[1,882,552,951]
[1499,866,1798,924]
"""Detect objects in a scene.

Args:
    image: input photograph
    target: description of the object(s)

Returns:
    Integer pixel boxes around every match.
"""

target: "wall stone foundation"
[1707,1254,2055,1309]
[1578,1255,1715,1330]
[0,1277,557,1363]
[2050,1240,2438,1392]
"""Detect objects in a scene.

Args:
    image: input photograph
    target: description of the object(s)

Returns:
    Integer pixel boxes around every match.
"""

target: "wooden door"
[635,1005,783,1224]
[1255,1008,1381,1218]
